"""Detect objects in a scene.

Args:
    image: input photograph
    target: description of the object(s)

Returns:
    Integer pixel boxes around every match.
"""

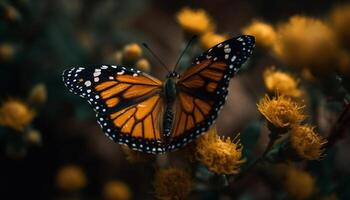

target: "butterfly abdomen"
[162,78,177,139]
[163,106,173,138]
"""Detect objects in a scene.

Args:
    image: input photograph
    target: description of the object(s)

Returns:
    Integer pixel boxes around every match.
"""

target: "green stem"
[232,136,275,182]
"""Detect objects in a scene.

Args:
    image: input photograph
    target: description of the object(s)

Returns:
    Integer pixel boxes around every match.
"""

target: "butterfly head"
[166,71,180,79]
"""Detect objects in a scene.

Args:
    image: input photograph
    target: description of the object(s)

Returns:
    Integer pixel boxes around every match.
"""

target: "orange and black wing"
[167,35,255,151]
[62,65,166,153]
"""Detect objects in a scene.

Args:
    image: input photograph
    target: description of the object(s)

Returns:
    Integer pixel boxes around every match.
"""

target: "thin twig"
[231,136,275,183]
[325,100,350,149]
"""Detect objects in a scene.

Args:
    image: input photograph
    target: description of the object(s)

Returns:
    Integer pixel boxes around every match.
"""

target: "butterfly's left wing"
[62,65,167,154]
[167,35,255,151]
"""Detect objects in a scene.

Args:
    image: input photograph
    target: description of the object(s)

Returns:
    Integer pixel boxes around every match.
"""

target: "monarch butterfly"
[62,35,255,154]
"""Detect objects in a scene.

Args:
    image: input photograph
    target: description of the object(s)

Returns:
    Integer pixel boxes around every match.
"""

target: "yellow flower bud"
[56,165,87,192]
[103,180,131,200]
[0,99,35,131]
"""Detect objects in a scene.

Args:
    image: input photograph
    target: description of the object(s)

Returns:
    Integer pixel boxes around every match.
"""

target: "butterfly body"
[62,35,255,154]
[162,75,178,139]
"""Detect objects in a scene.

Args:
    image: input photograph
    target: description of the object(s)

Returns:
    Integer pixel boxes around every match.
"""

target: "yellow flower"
[336,51,350,75]
[103,180,131,200]
[176,7,214,34]
[153,168,192,200]
[56,165,87,191]
[290,125,326,160]
[136,58,151,72]
[28,83,47,105]
[195,127,245,175]
[25,129,42,146]
[4,5,21,21]
[121,146,155,163]
[284,165,316,200]
[242,20,277,49]
[274,16,338,74]
[199,32,227,49]
[0,99,35,131]
[0,43,15,61]
[263,67,302,97]
[330,4,350,50]
[257,94,305,129]
[122,43,142,62]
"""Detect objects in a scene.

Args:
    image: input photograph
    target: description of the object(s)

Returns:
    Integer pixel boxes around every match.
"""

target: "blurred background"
[1,0,350,199]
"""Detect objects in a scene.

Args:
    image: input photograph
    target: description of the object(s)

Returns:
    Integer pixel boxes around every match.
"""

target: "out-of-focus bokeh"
[1,0,350,199]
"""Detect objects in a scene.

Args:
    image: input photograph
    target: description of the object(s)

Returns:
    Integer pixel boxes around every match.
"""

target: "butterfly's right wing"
[167,35,255,151]
[62,65,166,154]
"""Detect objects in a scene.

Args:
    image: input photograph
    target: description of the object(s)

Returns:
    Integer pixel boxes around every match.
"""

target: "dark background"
[1,0,349,199]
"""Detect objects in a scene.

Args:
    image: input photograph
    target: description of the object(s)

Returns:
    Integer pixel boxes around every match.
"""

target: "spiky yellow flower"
[274,16,338,74]
[195,127,245,175]
[290,125,326,160]
[153,168,192,200]
[263,68,302,97]
[0,99,35,131]
[242,20,277,49]
[121,146,155,163]
[56,165,87,191]
[28,83,47,105]
[176,7,214,34]
[103,180,131,200]
[284,165,316,200]
[257,94,305,129]
[122,43,142,62]
[199,32,227,49]
[330,4,350,50]
[136,58,151,72]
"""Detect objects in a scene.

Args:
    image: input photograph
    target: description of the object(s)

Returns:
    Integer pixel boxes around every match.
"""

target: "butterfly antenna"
[142,43,171,73]
[173,35,198,72]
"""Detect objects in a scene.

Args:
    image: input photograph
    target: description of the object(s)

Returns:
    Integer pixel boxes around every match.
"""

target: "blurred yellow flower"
[274,16,338,74]
[199,32,227,49]
[136,58,151,72]
[121,146,154,163]
[257,94,305,129]
[103,180,131,200]
[176,7,214,35]
[330,4,350,50]
[195,127,245,175]
[284,165,316,200]
[28,83,47,105]
[122,43,142,62]
[336,51,350,74]
[0,99,35,131]
[242,20,277,49]
[0,43,15,61]
[4,5,21,21]
[263,67,302,97]
[56,165,87,192]
[25,129,42,146]
[153,168,192,200]
[290,125,326,160]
